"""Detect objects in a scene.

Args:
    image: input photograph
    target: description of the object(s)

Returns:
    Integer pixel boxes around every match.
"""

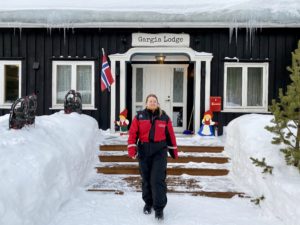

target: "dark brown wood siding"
[0,28,299,130]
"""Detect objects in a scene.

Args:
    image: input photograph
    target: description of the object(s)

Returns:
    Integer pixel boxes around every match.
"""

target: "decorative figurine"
[116,109,129,135]
[198,110,217,136]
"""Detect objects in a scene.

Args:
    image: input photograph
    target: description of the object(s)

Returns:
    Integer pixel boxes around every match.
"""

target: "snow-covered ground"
[47,190,282,225]
[0,112,300,225]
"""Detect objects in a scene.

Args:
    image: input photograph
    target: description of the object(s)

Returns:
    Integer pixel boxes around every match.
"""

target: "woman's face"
[146,96,158,111]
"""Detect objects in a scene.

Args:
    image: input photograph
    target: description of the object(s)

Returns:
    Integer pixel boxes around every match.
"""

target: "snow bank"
[225,114,300,225]
[0,111,99,225]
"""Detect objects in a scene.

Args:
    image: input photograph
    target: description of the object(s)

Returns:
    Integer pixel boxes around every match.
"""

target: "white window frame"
[0,61,22,109]
[223,62,269,113]
[51,61,96,110]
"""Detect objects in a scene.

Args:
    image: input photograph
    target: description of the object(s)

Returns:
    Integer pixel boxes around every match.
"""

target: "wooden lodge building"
[0,2,300,134]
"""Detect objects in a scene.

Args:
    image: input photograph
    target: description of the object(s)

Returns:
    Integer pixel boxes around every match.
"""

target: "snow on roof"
[1,0,300,28]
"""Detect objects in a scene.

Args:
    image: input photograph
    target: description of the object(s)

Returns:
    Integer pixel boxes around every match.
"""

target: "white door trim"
[109,47,213,133]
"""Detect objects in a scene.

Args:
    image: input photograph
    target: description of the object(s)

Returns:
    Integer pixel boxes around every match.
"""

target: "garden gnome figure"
[116,109,129,135]
[198,110,216,136]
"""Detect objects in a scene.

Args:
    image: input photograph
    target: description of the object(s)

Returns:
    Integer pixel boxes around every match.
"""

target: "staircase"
[87,144,244,198]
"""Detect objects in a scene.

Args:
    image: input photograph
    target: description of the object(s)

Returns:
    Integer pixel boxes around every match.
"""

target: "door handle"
[165,96,171,102]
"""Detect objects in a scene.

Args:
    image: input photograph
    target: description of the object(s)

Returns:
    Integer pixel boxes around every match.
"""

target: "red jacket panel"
[127,109,178,159]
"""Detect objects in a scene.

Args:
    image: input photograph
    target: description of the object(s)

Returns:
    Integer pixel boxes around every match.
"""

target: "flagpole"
[102,48,105,56]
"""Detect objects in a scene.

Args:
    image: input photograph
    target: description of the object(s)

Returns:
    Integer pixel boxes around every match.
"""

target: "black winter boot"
[155,210,164,220]
[143,204,152,214]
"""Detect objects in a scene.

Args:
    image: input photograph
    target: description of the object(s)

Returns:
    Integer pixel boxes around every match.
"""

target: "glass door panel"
[173,68,184,103]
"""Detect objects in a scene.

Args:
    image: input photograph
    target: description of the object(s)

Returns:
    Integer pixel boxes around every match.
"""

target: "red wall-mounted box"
[210,96,222,112]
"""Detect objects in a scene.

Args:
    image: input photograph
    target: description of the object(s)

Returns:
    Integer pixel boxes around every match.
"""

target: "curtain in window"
[76,65,92,104]
[247,68,263,106]
[226,67,242,106]
[57,65,71,104]
[4,65,19,103]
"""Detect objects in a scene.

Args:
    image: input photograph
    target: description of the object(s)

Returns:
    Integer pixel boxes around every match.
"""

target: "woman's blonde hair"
[145,94,162,116]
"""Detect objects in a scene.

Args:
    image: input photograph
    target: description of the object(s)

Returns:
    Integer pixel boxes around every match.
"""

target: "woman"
[127,94,178,220]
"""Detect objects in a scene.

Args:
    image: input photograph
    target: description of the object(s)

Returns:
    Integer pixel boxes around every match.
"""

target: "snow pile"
[0,0,300,27]
[225,114,300,225]
[0,111,99,225]
[1,111,299,225]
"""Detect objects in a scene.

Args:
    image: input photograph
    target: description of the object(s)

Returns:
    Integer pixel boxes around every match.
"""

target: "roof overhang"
[0,8,300,28]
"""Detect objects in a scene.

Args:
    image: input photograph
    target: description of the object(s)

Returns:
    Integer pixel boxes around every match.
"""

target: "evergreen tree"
[250,157,273,174]
[265,40,300,170]
[250,195,265,206]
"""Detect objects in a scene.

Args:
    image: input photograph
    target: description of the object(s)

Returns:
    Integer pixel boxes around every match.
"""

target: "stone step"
[87,188,243,198]
[92,143,243,199]
[98,155,229,164]
[99,145,224,153]
[96,164,229,176]
[86,175,244,198]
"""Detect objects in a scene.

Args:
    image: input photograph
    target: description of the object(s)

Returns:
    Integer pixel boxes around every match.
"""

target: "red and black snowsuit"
[128,108,178,212]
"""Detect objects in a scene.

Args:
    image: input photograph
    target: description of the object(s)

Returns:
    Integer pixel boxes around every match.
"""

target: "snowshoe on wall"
[9,94,37,129]
[9,97,26,129]
[26,94,38,125]
[64,90,82,114]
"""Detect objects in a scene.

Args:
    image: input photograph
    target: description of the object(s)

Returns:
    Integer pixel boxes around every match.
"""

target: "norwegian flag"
[100,50,114,92]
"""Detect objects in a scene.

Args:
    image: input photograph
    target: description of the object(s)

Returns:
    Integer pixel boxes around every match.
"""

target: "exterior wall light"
[155,55,166,64]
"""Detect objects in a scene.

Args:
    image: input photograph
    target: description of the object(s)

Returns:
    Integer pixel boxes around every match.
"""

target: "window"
[224,62,268,112]
[0,61,22,108]
[52,61,95,109]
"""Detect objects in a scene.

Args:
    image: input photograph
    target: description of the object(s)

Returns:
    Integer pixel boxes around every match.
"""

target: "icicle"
[19,27,22,40]
[229,26,239,46]
[249,20,252,51]
[230,20,239,46]
[47,26,52,37]
[229,27,234,44]
[246,24,257,52]
[235,26,238,44]
[63,27,67,45]
[250,27,257,51]
[245,27,249,51]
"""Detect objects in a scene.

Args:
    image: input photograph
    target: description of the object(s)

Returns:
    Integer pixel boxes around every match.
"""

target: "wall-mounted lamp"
[32,62,40,70]
[121,36,127,44]
[155,54,166,64]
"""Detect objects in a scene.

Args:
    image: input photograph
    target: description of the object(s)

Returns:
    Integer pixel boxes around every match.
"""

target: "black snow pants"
[138,141,168,212]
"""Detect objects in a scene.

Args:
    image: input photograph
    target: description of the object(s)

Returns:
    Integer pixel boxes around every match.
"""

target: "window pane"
[136,105,143,113]
[226,67,242,106]
[173,68,184,103]
[173,106,183,127]
[57,65,71,104]
[4,65,19,103]
[77,65,92,104]
[136,68,143,102]
[247,67,263,106]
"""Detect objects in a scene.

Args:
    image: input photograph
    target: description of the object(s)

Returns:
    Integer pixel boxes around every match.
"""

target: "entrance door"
[143,66,172,117]
[132,64,187,132]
